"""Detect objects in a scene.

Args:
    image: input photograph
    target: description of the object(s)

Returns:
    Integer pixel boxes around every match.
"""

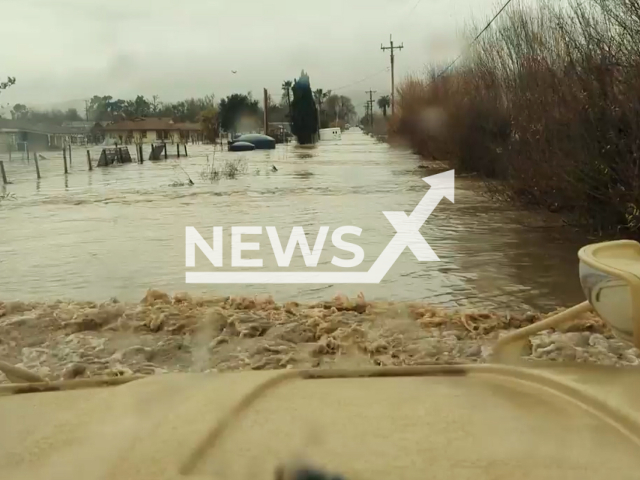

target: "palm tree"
[377,95,390,117]
[282,81,293,122]
[313,89,331,129]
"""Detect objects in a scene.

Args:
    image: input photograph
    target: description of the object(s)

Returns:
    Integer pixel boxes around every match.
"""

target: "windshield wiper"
[0,360,45,383]
[0,359,144,396]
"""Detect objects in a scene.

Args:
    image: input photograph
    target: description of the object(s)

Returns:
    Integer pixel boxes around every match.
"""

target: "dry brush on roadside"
[200,156,248,183]
[391,0,640,236]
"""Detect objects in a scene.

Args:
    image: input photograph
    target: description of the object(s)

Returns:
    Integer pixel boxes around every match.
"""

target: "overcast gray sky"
[0,0,522,115]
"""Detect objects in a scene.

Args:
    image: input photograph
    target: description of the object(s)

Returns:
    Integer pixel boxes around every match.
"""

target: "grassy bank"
[390,0,640,236]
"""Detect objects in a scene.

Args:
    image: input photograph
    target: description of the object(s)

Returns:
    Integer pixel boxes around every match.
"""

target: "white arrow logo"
[186,169,454,284]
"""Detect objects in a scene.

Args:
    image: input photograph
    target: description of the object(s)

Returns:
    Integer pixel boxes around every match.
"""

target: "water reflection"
[293,171,315,180]
[0,130,587,310]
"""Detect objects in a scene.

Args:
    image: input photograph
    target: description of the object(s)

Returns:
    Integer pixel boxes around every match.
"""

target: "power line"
[365,89,377,128]
[433,0,514,81]
[393,0,424,30]
[268,67,389,99]
[405,0,424,17]
[328,67,390,93]
[267,0,512,104]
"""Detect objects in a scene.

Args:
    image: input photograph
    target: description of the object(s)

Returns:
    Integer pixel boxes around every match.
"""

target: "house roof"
[173,122,202,131]
[62,121,94,129]
[103,118,202,132]
[102,118,172,131]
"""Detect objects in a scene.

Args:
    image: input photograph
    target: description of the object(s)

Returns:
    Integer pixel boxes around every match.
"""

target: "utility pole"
[84,99,90,122]
[263,88,269,135]
[364,100,376,130]
[365,90,376,129]
[369,101,375,128]
[381,34,403,116]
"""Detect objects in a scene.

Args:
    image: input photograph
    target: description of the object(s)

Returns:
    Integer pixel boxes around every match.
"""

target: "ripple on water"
[0,131,587,310]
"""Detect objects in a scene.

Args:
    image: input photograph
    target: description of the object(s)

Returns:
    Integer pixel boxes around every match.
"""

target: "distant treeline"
[6,94,218,125]
[6,88,358,131]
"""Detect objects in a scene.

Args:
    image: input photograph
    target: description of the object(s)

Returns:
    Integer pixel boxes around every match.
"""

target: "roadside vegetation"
[362,113,389,138]
[360,95,391,138]
[391,0,640,236]
[199,155,248,183]
[0,192,16,203]
[290,70,319,145]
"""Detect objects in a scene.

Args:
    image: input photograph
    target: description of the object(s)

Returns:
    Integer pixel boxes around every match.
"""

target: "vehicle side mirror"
[492,240,640,362]
[579,240,640,348]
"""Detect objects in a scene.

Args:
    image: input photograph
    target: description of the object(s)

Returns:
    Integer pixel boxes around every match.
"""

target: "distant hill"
[27,99,86,113]
[0,98,87,119]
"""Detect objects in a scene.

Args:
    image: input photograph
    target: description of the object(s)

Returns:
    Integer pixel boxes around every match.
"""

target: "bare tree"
[151,95,161,114]
[0,77,16,95]
[313,88,331,127]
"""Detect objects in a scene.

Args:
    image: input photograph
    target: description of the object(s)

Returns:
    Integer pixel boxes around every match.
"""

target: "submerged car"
[229,134,276,150]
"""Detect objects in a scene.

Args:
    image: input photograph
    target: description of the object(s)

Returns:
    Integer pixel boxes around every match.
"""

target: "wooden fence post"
[139,144,144,163]
[68,144,72,166]
[34,152,41,179]
[63,147,68,174]
[177,144,180,158]
[87,150,93,171]
[184,144,188,156]
[0,161,7,185]
[163,141,167,159]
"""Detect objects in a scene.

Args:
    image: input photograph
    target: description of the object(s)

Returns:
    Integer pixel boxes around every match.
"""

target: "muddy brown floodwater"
[1,129,588,311]
[0,129,633,382]
[1,290,637,384]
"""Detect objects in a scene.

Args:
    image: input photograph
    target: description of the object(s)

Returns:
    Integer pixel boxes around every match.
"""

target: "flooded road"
[0,129,588,311]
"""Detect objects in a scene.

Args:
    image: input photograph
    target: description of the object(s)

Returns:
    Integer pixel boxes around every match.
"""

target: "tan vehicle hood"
[2,364,640,480]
